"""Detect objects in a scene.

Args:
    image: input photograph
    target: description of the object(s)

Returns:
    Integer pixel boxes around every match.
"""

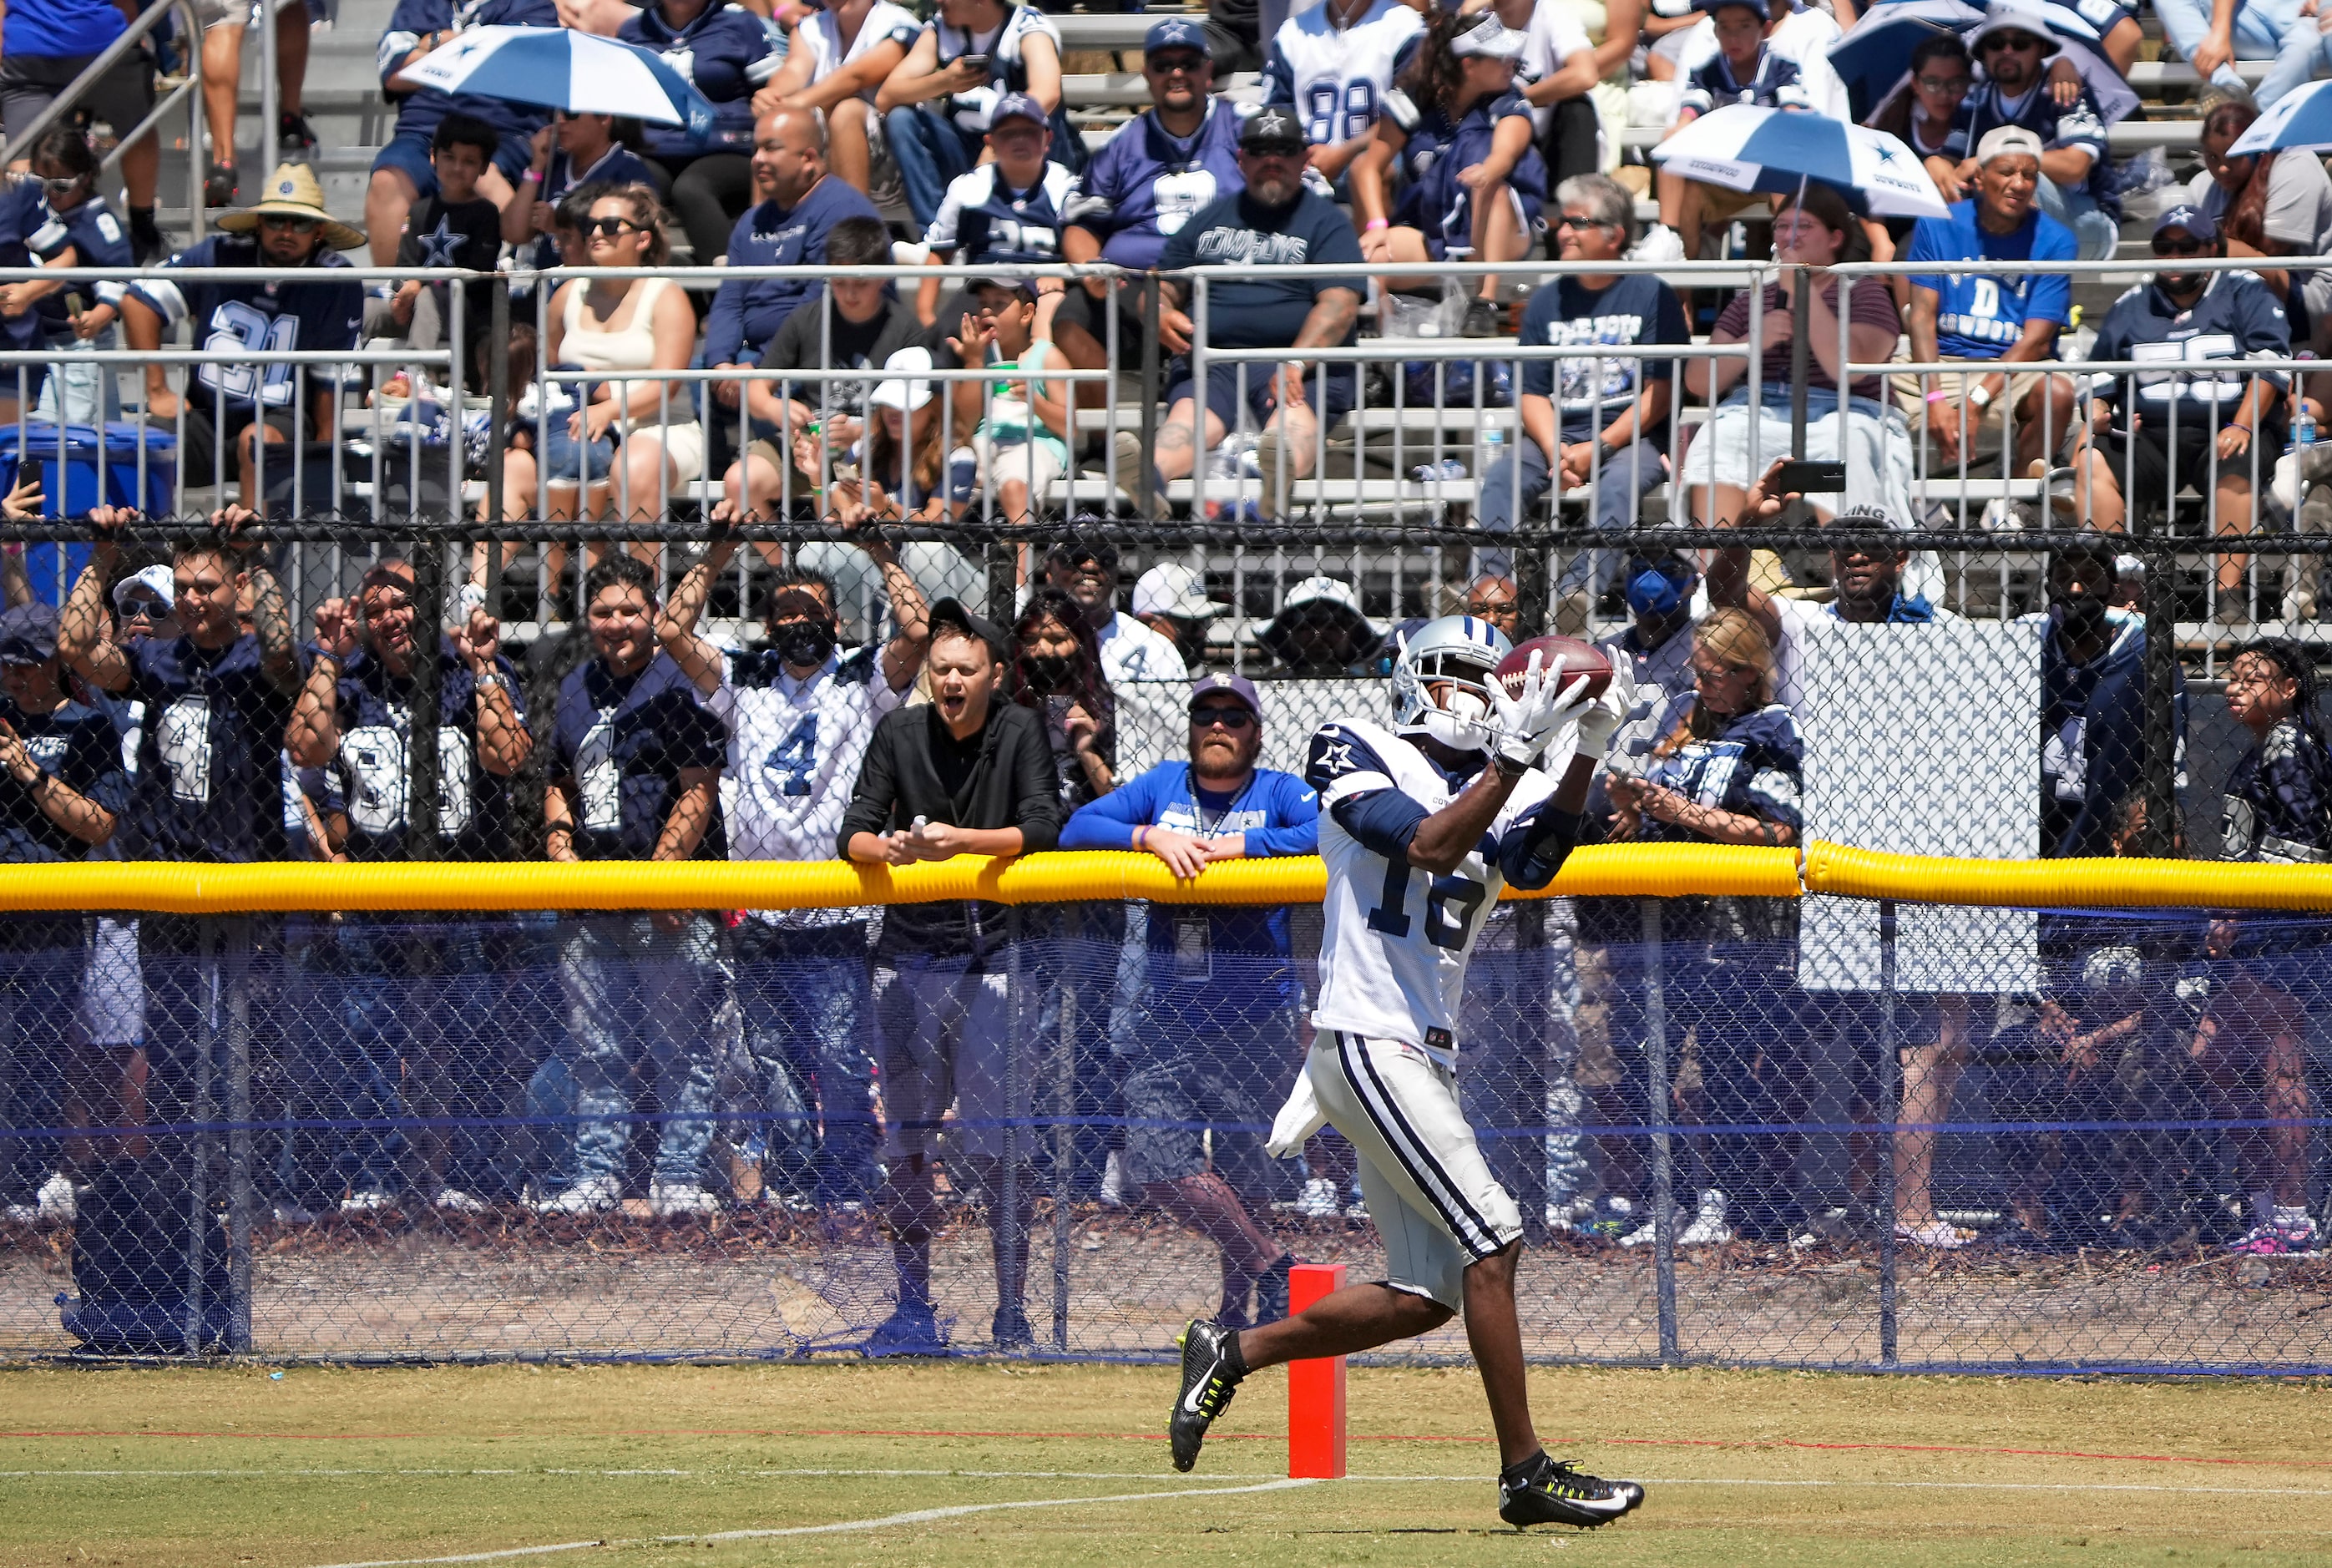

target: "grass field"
[3,1359,2331,1567]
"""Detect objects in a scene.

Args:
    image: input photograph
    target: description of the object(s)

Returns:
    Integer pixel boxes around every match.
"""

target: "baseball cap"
[868,346,936,412]
[1187,674,1262,716]
[1240,106,1306,152]
[988,92,1048,131]
[927,597,1007,662]
[1975,125,2046,166]
[967,275,1040,301]
[1692,0,1775,16]
[1246,574,1386,645]
[0,601,60,665]
[1450,16,1527,58]
[1134,562,1230,620]
[2153,204,2218,242]
[1143,17,1211,57]
[111,562,175,612]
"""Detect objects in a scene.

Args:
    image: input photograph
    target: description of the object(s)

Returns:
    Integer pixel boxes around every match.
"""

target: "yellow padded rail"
[1803,842,2332,912]
[0,843,1801,914]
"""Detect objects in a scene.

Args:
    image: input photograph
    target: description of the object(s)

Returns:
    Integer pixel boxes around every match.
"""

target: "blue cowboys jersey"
[0,694,125,863]
[1063,96,1246,270]
[2223,719,2332,864]
[1382,87,1545,260]
[619,0,779,155]
[126,235,364,416]
[1677,44,1814,120]
[25,193,130,326]
[1304,716,1558,1062]
[119,635,297,862]
[1946,78,2119,219]
[1906,198,2077,357]
[923,159,1077,264]
[2087,270,2290,430]
[380,0,561,145]
[1621,696,1803,846]
[552,652,728,862]
[319,642,524,861]
[1263,0,1424,149]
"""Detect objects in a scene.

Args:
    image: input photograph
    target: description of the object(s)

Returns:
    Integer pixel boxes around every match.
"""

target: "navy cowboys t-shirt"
[1156,187,1365,347]
[1516,274,1689,447]
[120,635,297,861]
[319,641,525,861]
[0,695,126,862]
[552,652,727,861]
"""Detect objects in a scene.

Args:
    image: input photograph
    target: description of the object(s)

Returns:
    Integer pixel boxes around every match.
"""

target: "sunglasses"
[1914,74,1972,93]
[1555,214,1616,230]
[119,596,168,616]
[1146,53,1206,73]
[1189,706,1256,729]
[2154,235,2208,256]
[584,215,641,239]
[256,213,321,231]
[1980,33,2041,52]
[38,175,82,200]
[1464,601,1516,618]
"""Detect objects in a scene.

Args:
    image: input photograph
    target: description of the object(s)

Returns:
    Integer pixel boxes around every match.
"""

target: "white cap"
[1451,16,1527,59]
[1133,562,1230,620]
[1245,574,1385,642]
[111,563,174,611]
[868,346,936,413]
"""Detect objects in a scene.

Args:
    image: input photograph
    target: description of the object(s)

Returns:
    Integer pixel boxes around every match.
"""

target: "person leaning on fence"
[2062,205,2290,613]
[716,215,926,527]
[838,596,1064,1354]
[282,559,531,1216]
[2198,639,2328,1257]
[1706,465,1973,1250]
[2186,97,2332,363]
[1897,125,2081,484]
[1057,18,1246,398]
[78,164,365,514]
[1678,182,1917,537]
[656,524,928,1210]
[371,0,558,266]
[538,553,736,1219]
[618,0,780,266]
[3,127,132,427]
[755,0,921,198]
[2033,544,2185,861]
[0,602,125,1230]
[0,0,163,260]
[1247,575,1388,678]
[53,508,301,1351]
[874,0,1072,234]
[703,107,887,432]
[1483,172,1686,626]
[1058,672,1314,1328]
[1938,8,2119,261]
[1149,107,1368,513]
[1350,12,1549,339]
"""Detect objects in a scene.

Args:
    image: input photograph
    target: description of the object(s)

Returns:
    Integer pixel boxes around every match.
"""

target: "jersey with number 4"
[714,642,906,927]
[552,652,728,862]
[121,635,296,862]
[1263,0,1424,150]
[126,235,364,418]
[1305,716,1555,1060]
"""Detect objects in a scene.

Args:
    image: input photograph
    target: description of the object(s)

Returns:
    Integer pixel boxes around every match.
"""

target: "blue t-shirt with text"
[1907,199,2076,359]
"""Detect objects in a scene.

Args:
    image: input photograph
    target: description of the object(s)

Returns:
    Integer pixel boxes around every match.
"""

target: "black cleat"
[1497,1453,1644,1529]
[1168,1318,1243,1472]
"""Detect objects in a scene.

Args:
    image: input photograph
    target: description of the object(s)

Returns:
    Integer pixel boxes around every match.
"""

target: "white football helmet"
[1392,615,1514,751]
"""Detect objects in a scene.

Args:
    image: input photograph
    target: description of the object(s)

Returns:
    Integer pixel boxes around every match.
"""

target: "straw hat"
[215,163,367,252]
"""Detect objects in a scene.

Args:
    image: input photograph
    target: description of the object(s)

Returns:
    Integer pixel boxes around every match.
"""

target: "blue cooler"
[0,422,177,603]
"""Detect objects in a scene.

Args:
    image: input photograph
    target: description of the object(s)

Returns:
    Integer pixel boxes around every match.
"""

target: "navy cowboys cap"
[1241,106,1306,150]
[1144,17,1211,57]
[2152,204,2218,242]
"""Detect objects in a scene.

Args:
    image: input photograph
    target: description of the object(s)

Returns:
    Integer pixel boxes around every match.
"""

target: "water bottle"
[1481,424,1505,477]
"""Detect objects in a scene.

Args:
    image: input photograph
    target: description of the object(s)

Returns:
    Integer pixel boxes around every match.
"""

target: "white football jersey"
[1670,8,1849,119]
[1519,3,1594,134]
[1265,0,1424,148]
[1305,716,1556,1064]
[798,0,920,101]
[711,642,907,928]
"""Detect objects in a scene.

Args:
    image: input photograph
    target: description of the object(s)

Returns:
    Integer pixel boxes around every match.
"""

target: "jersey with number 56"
[713,642,907,927]
[1306,716,1559,1062]
[1262,0,1424,151]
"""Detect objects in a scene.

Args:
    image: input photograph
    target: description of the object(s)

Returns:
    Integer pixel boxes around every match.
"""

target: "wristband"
[1925,390,1949,403]
[523,169,543,185]
[1134,824,1148,850]
[1363,217,1389,232]
[2233,422,2254,433]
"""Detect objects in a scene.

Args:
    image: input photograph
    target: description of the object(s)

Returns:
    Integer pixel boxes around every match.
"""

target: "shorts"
[1678,179,1765,228]
[0,51,153,142]
[1117,1001,1296,1191]
[2097,419,2270,517]
[543,417,706,492]
[1889,361,2068,435]
[873,953,1020,1161]
[1165,358,1358,436]
[372,125,534,198]
[972,430,1069,495]
[1678,387,1915,529]
[1305,1029,1523,1312]
[175,403,301,487]
[1813,990,1951,1113]
[195,0,308,27]
[1417,187,1545,262]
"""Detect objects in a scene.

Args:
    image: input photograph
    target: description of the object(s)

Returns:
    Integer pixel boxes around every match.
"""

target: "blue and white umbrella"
[392,26,716,143]
[1651,104,1950,219]
[1828,0,1983,122]
[2230,78,2332,155]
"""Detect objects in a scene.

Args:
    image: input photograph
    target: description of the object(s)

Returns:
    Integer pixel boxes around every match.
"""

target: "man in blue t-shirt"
[1059,675,1317,1329]
[1480,173,1687,618]
[1152,107,1365,514]
[1900,126,2079,478]
[1940,9,2119,260]
[539,554,736,1219]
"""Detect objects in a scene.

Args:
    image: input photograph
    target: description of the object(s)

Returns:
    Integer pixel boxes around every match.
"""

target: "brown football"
[1495,635,1611,702]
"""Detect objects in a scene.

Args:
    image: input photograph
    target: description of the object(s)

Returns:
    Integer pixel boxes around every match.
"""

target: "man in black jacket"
[839,599,1061,1353]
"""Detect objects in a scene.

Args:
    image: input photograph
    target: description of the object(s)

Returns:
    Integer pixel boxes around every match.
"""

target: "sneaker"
[1460,297,1506,338]
[1255,1253,1296,1323]
[129,218,164,267]
[278,111,316,159]
[35,1173,76,1225]
[1169,1318,1244,1472]
[1617,1206,1685,1248]
[432,1187,486,1214]
[339,1189,397,1214]
[1626,223,1686,266]
[2228,1211,2319,1256]
[531,1176,620,1215]
[1296,1176,1341,1219]
[1677,1190,1733,1247]
[1497,1452,1645,1529]
[204,161,238,209]
[1895,1218,1970,1250]
[1099,1150,1131,1209]
[646,1179,719,1218]
[863,1299,948,1357]
[992,1303,1035,1351]
[271,1201,319,1224]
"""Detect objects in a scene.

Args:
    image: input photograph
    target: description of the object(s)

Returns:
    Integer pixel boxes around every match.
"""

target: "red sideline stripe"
[5,1426,2329,1471]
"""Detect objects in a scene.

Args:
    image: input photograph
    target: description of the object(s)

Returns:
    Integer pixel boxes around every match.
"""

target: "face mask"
[1025,651,1078,692]
[775,620,837,667]
[2051,593,2108,643]
[1625,564,1690,619]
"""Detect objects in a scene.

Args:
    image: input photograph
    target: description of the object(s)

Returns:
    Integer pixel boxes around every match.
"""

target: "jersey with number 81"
[1305,716,1554,1060]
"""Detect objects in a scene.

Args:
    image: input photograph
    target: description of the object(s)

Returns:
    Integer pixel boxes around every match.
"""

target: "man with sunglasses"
[1060,674,1315,1329]
[1941,9,2118,260]
[2065,205,2290,599]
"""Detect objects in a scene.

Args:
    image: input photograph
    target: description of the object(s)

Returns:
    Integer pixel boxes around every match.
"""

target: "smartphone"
[1768,458,1848,494]
[957,53,990,73]
[13,458,40,491]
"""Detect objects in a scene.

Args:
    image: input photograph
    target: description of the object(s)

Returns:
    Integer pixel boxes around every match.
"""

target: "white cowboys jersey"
[1264,0,1424,149]
[711,642,906,928]
[1305,716,1556,1064]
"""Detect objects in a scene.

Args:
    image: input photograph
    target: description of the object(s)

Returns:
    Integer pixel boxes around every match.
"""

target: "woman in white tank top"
[542,184,706,526]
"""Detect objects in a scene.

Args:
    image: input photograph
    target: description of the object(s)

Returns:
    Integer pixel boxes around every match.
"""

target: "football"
[1495,635,1611,702]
